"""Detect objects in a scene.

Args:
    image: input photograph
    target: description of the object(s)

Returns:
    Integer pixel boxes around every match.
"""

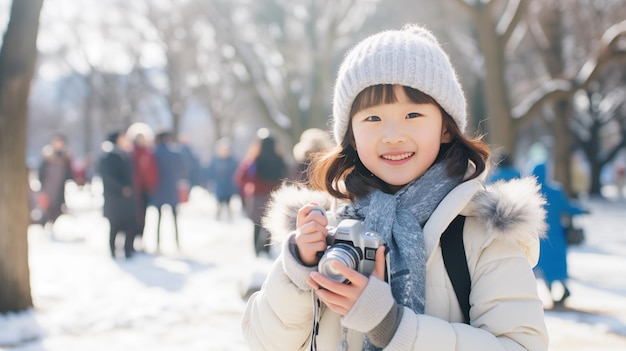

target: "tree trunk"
[534,2,574,193]
[0,0,43,313]
[589,160,603,195]
[471,5,515,154]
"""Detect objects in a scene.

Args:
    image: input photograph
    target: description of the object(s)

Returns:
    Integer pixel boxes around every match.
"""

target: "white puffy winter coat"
[242,169,549,351]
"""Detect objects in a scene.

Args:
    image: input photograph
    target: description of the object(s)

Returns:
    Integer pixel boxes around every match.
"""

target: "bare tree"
[0,0,43,313]
[33,0,159,158]
[139,0,207,140]
[199,0,378,145]
[519,0,626,194]
[451,0,626,193]
[573,66,626,195]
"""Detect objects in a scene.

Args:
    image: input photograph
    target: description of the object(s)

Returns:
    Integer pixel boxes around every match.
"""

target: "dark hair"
[107,131,121,144]
[308,84,491,200]
[156,131,172,143]
[255,136,286,181]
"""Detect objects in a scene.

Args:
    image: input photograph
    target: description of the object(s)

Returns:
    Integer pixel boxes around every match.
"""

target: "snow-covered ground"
[1,180,625,350]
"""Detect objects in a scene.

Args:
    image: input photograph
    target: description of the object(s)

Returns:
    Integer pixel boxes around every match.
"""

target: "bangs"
[349,84,438,117]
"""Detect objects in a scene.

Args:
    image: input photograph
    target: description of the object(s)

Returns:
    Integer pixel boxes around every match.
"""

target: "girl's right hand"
[295,203,329,266]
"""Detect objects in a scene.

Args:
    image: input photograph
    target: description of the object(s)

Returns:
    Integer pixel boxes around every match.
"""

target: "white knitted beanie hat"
[331,24,467,145]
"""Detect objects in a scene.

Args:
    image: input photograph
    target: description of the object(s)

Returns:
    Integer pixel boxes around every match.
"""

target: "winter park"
[2,1,626,351]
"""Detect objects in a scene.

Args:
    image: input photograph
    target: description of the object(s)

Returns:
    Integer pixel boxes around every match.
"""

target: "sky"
[1,180,626,350]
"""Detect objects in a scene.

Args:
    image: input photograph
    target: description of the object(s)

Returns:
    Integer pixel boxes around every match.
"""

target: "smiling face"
[350,85,451,191]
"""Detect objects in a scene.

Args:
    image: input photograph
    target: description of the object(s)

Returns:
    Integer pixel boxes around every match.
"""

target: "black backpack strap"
[440,215,471,324]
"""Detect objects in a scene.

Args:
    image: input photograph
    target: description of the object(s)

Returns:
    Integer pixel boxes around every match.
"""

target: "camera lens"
[318,244,361,283]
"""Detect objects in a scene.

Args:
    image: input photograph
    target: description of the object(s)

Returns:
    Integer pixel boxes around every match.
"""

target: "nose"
[381,121,406,144]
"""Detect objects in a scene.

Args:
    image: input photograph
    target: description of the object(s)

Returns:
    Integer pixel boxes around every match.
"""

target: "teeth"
[382,153,413,161]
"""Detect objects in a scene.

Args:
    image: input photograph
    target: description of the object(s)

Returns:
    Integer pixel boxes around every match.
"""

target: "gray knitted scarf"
[340,162,462,350]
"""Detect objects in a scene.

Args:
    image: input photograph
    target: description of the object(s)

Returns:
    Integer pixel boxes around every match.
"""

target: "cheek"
[351,127,368,150]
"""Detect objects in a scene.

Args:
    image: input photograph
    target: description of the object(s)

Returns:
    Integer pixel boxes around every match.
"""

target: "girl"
[242,24,549,350]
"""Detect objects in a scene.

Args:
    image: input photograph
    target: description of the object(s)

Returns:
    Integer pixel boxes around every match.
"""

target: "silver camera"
[310,206,384,283]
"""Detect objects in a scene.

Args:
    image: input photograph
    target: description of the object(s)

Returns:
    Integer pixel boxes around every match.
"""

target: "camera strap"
[440,215,471,324]
[309,292,319,350]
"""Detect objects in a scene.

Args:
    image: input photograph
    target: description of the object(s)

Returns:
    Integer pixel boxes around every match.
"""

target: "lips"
[381,152,414,161]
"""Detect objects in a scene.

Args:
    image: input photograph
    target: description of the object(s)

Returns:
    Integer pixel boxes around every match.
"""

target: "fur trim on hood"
[261,184,335,244]
[262,177,546,255]
[467,177,547,246]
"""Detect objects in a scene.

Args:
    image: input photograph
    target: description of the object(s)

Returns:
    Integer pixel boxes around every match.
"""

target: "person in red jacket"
[127,124,159,253]
[234,128,287,257]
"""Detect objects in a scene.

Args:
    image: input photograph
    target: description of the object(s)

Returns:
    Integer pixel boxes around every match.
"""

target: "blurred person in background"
[99,131,137,259]
[234,128,287,257]
[206,138,240,221]
[178,134,202,199]
[151,131,186,252]
[127,123,159,253]
[38,133,74,236]
[532,161,588,307]
[289,128,333,184]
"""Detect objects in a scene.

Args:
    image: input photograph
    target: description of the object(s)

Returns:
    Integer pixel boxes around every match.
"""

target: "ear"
[441,126,452,143]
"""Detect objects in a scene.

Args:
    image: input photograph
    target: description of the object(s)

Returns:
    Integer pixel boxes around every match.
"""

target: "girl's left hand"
[307,246,386,316]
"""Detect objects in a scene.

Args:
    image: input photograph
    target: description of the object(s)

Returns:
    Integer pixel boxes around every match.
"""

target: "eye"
[406,112,422,119]
[364,115,381,122]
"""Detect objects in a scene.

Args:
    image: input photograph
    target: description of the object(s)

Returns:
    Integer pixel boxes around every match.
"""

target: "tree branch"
[199,2,284,132]
[574,20,626,86]
[498,0,528,44]
[512,20,626,121]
